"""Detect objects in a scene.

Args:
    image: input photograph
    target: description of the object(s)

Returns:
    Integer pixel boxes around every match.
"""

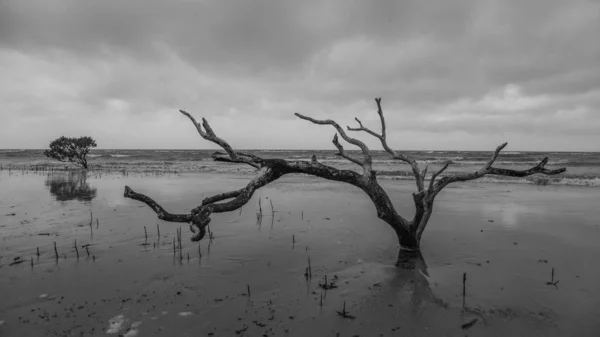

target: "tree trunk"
[397,231,421,251]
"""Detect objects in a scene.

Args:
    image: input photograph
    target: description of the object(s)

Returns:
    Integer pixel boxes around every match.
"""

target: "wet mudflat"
[1,170,600,336]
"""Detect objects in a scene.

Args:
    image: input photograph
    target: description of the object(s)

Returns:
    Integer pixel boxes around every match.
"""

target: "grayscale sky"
[1,0,599,151]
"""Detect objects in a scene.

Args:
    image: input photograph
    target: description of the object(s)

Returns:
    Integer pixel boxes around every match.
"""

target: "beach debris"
[336,301,355,320]
[323,217,331,220]
[54,242,59,260]
[144,226,148,242]
[178,312,193,317]
[36,247,40,256]
[247,284,251,297]
[462,272,467,308]
[5,213,16,216]
[74,240,79,259]
[253,320,266,327]
[178,227,183,261]
[546,267,559,288]
[461,317,478,329]
[488,219,494,222]
[39,294,49,298]
[9,257,25,266]
[86,245,90,257]
[318,274,339,290]
[537,259,548,263]
[156,223,160,241]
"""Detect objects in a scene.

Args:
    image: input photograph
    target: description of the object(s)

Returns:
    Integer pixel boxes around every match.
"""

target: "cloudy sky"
[1,0,599,151]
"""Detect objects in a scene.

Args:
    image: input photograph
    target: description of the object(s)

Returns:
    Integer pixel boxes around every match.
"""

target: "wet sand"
[1,170,599,336]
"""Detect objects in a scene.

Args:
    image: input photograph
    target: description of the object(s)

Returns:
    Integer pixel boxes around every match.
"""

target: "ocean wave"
[455,159,569,166]
[110,154,131,158]
[88,154,103,158]
[379,175,599,187]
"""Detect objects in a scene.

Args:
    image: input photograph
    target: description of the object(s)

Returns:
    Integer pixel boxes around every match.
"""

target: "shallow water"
[1,171,599,336]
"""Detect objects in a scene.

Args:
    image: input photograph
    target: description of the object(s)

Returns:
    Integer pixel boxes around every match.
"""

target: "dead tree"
[124,98,566,255]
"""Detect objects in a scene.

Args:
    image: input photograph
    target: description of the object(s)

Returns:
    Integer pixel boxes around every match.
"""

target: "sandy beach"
[0,170,598,336]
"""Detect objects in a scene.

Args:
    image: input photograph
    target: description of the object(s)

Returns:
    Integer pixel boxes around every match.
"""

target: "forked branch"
[295,113,372,172]
[431,143,566,196]
[347,98,425,191]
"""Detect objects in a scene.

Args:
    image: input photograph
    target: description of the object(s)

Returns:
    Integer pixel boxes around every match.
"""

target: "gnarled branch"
[332,133,363,167]
[431,143,566,196]
[201,189,243,206]
[347,98,425,192]
[180,110,260,169]
[295,113,372,172]
[124,186,191,223]
[428,161,450,192]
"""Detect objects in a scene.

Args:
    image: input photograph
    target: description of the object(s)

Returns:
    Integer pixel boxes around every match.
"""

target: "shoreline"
[1,161,597,188]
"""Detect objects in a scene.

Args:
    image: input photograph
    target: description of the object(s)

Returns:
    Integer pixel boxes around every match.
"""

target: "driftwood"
[124,98,566,254]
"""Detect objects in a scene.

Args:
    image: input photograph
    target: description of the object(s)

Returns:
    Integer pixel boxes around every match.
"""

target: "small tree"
[44,136,97,169]
[124,98,566,263]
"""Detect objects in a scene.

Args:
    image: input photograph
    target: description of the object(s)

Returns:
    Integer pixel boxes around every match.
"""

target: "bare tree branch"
[201,189,243,205]
[332,133,364,167]
[295,113,372,171]
[124,186,191,223]
[346,98,426,191]
[180,110,261,169]
[431,143,566,196]
[428,161,451,192]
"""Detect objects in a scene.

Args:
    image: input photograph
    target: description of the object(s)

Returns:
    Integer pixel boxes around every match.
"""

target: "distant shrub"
[44,136,97,170]
[532,176,551,186]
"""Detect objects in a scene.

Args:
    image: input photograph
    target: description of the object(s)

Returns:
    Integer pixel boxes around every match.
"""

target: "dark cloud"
[0,0,599,150]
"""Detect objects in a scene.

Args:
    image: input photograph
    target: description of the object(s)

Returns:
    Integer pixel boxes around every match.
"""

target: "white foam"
[123,321,142,337]
[106,314,127,334]
[178,312,193,316]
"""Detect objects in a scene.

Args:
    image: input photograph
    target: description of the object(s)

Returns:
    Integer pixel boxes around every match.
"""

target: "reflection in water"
[393,250,449,309]
[45,171,97,202]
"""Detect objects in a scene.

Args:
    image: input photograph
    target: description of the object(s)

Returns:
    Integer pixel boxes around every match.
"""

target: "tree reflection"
[45,171,97,202]
[392,249,449,310]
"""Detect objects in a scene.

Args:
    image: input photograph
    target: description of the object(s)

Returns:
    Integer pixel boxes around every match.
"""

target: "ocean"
[1,149,599,187]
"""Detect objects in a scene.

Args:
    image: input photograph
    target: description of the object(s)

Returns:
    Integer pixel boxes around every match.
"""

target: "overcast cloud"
[1,0,599,151]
